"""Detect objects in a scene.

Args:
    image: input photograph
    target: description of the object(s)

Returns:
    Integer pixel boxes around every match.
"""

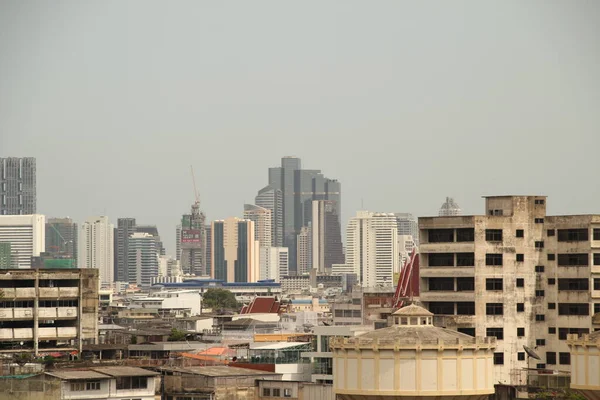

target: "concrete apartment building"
[0,214,45,268]
[79,216,114,284]
[0,268,99,355]
[0,157,36,215]
[419,195,600,385]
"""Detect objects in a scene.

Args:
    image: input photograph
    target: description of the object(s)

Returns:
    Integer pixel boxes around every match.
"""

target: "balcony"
[13,308,34,319]
[420,267,474,278]
[38,308,57,318]
[59,287,79,297]
[420,291,475,302]
[57,307,78,318]
[13,328,33,339]
[420,243,475,254]
[38,287,79,298]
[38,327,77,339]
[15,288,35,298]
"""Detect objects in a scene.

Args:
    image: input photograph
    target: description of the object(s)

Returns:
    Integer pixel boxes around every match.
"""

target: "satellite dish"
[523,345,541,360]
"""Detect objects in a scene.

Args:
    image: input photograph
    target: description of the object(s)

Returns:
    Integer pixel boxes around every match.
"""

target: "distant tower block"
[439,197,462,216]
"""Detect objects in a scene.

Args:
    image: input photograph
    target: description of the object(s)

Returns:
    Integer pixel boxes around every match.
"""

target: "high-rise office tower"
[115,218,136,282]
[180,202,207,276]
[344,211,399,287]
[297,225,312,275]
[439,197,462,216]
[45,217,78,261]
[0,157,36,215]
[0,214,45,268]
[79,216,114,284]
[128,232,159,287]
[204,224,212,277]
[311,200,344,273]
[243,204,272,248]
[255,185,283,247]
[211,217,259,283]
[175,225,182,261]
[419,195,600,384]
[395,213,419,246]
[264,157,341,274]
[135,225,165,255]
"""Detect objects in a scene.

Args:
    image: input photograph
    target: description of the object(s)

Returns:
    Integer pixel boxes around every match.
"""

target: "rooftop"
[160,366,280,377]
[45,367,159,380]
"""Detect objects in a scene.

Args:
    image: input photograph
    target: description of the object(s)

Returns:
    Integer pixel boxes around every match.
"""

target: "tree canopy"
[168,328,187,342]
[202,288,239,310]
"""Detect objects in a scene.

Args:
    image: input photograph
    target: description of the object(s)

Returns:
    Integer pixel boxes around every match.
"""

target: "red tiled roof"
[241,297,280,314]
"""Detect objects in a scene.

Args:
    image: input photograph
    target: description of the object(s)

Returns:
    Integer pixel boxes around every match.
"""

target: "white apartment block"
[419,195,600,385]
[79,216,114,284]
[0,214,45,268]
[128,232,159,287]
[345,211,399,287]
[297,225,312,274]
[244,204,272,248]
[260,246,289,282]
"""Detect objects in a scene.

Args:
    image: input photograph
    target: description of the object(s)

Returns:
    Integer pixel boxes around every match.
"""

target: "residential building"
[395,212,419,246]
[256,185,283,247]
[0,268,99,355]
[258,380,333,400]
[211,217,259,283]
[115,218,136,282]
[297,225,312,274]
[175,224,181,261]
[260,246,289,282]
[311,200,344,274]
[45,217,78,261]
[265,157,341,274]
[128,232,159,287]
[180,202,207,276]
[79,216,114,284]
[0,157,36,215]
[344,211,399,287]
[0,214,45,268]
[205,224,212,275]
[129,289,202,315]
[244,204,272,248]
[438,196,462,216]
[419,195,600,385]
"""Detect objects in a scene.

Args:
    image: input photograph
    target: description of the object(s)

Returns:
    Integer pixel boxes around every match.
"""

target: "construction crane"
[392,249,419,309]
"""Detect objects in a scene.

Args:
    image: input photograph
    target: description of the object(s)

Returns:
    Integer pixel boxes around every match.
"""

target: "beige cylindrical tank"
[567,331,600,399]
[331,304,496,400]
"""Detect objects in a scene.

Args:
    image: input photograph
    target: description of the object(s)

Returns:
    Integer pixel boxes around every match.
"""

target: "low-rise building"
[258,380,333,400]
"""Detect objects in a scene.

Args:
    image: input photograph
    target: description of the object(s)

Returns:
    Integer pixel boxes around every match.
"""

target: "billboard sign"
[181,229,202,244]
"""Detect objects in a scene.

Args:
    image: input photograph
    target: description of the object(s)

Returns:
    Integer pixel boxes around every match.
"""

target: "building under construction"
[180,202,207,276]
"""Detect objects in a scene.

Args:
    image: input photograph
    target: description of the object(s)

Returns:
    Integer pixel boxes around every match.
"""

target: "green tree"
[13,353,33,367]
[202,288,239,310]
[168,328,187,342]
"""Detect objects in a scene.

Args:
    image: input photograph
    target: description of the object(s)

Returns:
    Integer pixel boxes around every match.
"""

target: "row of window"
[494,352,570,365]
[262,388,293,398]
[428,252,600,266]
[485,278,596,291]
[430,302,600,317]
[429,227,600,244]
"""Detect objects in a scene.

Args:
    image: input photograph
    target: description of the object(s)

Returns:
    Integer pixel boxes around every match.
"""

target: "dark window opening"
[456,302,475,315]
[535,241,544,248]
[456,253,475,266]
[517,327,525,337]
[428,278,454,291]
[429,302,454,315]
[535,265,545,273]
[594,278,600,291]
[516,278,524,288]
[548,278,556,285]
[486,327,504,340]
[485,229,503,242]
[456,228,475,242]
[558,254,588,266]
[516,254,524,262]
[535,218,544,224]
[428,229,454,243]
[547,229,555,237]
[559,328,589,340]
[594,228,600,240]
[457,327,475,336]
[558,278,589,291]
[456,278,474,291]
[516,229,524,238]
[535,199,545,205]
[517,303,525,312]
[536,339,546,346]
[486,278,503,291]
[558,303,589,316]
[429,253,454,267]
[548,327,556,334]
[494,353,504,365]
[486,254,503,266]
[518,352,525,361]
[594,253,600,266]
[559,353,571,365]
[558,228,589,242]
[548,254,556,261]
[535,290,545,297]
[546,352,556,365]
[536,314,545,321]
[548,303,556,310]
[486,303,503,315]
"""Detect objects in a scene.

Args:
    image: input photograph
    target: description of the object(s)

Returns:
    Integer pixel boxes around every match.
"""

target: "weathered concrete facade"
[419,195,600,385]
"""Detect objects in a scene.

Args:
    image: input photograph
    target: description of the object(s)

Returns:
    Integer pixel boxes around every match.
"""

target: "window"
[284,388,292,398]
[548,253,556,261]
[457,327,475,336]
[494,352,504,365]
[548,303,556,310]
[486,303,503,315]
[548,278,555,285]
[516,254,524,262]
[558,278,589,291]
[429,253,454,266]
[535,199,545,205]
[536,314,545,321]
[517,327,525,337]
[486,278,503,291]
[558,303,589,316]
[536,339,546,346]
[595,279,600,291]
[559,328,589,340]
[558,254,588,266]
[537,363,546,369]
[489,209,504,216]
[535,218,544,224]
[456,253,475,266]
[594,228,600,240]
[547,229,555,237]
[535,241,544,248]
[487,327,504,340]
[456,228,475,242]
[594,253,600,265]
[486,254,503,266]
[559,353,571,365]
[517,303,525,312]
[558,229,589,242]
[272,388,281,397]
[70,381,101,391]
[456,277,474,291]
[428,229,454,243]
[518,352,525,361]
[516,278,524,288]
[535,290,545,297]
[535,265,545,273]
[546,352,556,365]
[116,377,147,390]
[263,388,271,397]
[516,229,524,238]
[595,304,600,314]
[485,229,503,241]
[429,302,454,315]
[428,278,454,291]
[548,327,556,334]
[456,302,475,315]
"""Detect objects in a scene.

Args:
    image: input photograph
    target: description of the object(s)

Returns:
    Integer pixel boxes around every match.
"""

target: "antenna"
[190,166,200,205]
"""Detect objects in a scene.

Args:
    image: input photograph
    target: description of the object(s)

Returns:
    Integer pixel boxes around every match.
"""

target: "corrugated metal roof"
[91,367,159,377]
[161,366,280,377]
[251,342,309,350]
[45,371,109,380]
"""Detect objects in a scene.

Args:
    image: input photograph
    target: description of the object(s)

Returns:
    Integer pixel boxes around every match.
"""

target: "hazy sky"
[1,1,599,254]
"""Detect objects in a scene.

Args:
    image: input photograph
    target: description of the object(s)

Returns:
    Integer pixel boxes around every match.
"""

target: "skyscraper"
[0,214,45,268]
[344,211,399,287]
[264,157,341,274]
[45,217,78,261]
[115,218,136,282]
[255,185,283,247]
[211,217,259,283]
[311,200,344,273]
[243,204,272,248]
[128,232,159,287]
[204,224,212,276]
[439,197,462,216]
[180,202,207,276]
[395,213,419,246]
[297,225,312,275]
[79,216,114,284]
[0,157,36,215]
